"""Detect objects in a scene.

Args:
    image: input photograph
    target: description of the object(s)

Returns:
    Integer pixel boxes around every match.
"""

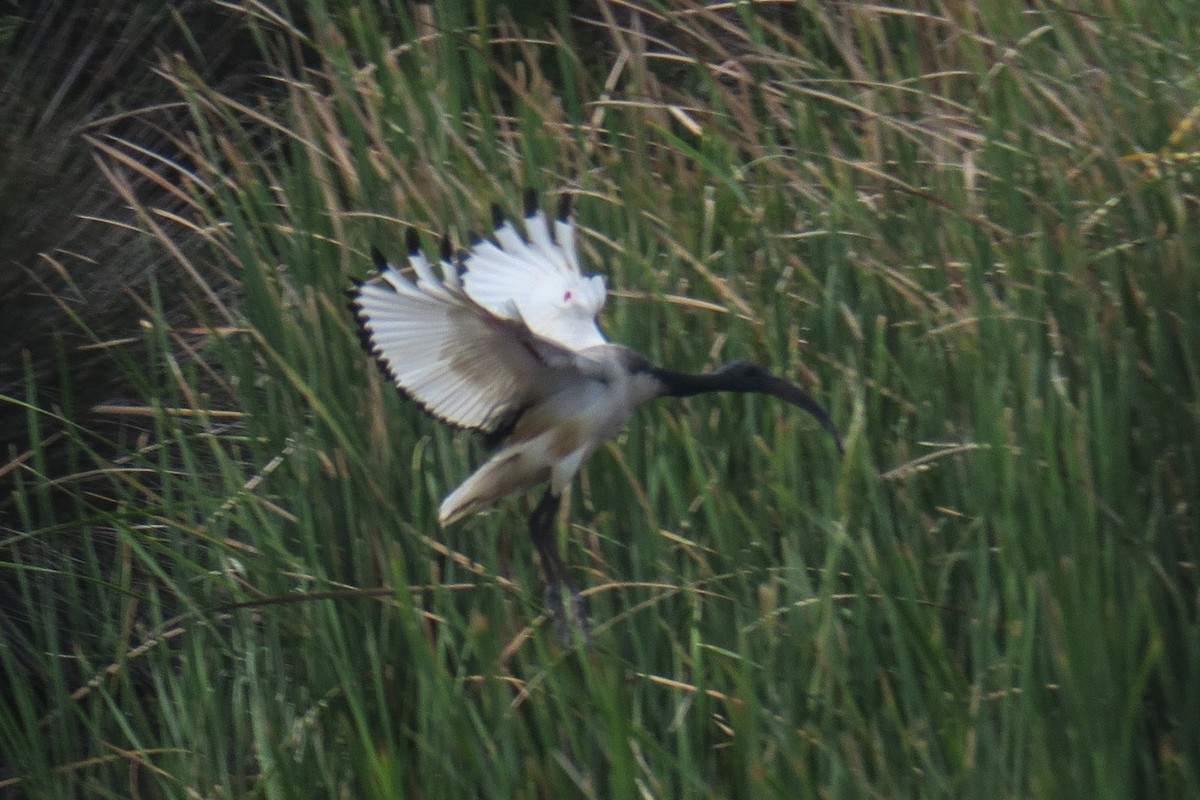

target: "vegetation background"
[2,0,1198,797]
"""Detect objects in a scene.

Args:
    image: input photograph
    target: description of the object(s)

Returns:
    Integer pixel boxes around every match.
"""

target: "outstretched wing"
[349,235,584,433]
[460,190,608,351]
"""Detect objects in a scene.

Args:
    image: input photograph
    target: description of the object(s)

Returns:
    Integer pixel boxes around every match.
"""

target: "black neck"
[652,368,745,398]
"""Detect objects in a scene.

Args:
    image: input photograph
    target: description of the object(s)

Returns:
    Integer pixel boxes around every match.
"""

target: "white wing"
[460,191,607,351]
[350,241,584,432]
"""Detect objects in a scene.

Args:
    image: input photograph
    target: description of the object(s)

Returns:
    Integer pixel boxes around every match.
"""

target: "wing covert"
[460,190,608,351]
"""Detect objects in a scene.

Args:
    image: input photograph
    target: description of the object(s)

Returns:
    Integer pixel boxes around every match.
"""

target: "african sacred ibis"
[349,190,842,636]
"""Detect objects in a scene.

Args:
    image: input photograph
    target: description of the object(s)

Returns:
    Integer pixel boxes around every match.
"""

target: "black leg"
[530,489,566,585]
[529,489,591,644]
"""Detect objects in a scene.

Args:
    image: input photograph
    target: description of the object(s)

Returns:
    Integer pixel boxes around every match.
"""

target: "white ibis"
[349,190,842,637]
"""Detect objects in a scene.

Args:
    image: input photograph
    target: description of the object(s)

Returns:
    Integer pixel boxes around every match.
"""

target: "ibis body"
[350,190,841,632]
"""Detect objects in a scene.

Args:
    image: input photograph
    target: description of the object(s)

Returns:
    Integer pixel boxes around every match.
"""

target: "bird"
[349,189,842,639]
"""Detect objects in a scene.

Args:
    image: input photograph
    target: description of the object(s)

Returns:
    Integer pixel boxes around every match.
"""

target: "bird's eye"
[563,290,573,302]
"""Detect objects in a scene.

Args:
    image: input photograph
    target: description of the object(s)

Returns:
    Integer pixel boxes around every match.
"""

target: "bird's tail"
[437,440,552,526]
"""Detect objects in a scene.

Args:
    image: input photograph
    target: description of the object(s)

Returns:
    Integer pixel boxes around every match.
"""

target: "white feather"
[461,201,607,351]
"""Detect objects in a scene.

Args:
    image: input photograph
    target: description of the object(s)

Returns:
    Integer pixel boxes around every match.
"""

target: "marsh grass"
[2,1,1198,797]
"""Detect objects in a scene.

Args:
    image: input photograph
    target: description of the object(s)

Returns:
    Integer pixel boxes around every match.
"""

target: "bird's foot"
[544,581,592,647]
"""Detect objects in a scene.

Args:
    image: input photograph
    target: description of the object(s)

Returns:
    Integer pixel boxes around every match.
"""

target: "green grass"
[2,1,1199,797]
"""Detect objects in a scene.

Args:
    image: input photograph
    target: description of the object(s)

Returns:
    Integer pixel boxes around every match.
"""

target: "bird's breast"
[512,375,636,449]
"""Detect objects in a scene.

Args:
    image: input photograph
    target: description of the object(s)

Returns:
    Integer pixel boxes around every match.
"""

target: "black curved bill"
[763,375,844,454]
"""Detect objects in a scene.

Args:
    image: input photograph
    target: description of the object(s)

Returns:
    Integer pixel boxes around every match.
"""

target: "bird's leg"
[529,488,591,644]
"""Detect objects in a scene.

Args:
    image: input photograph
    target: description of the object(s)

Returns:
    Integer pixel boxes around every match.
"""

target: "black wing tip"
[358,328,387,366]
[405,227,421,255]
[523,187,538,217]
[556,192,572,221]
[439,234,453,262]
[370,246,388,272]
[490,202,505,229]
[348,299,388,368]
[349,305,407,394]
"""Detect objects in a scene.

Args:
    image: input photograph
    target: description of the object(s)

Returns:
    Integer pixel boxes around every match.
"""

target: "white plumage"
[461,202,607,351]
